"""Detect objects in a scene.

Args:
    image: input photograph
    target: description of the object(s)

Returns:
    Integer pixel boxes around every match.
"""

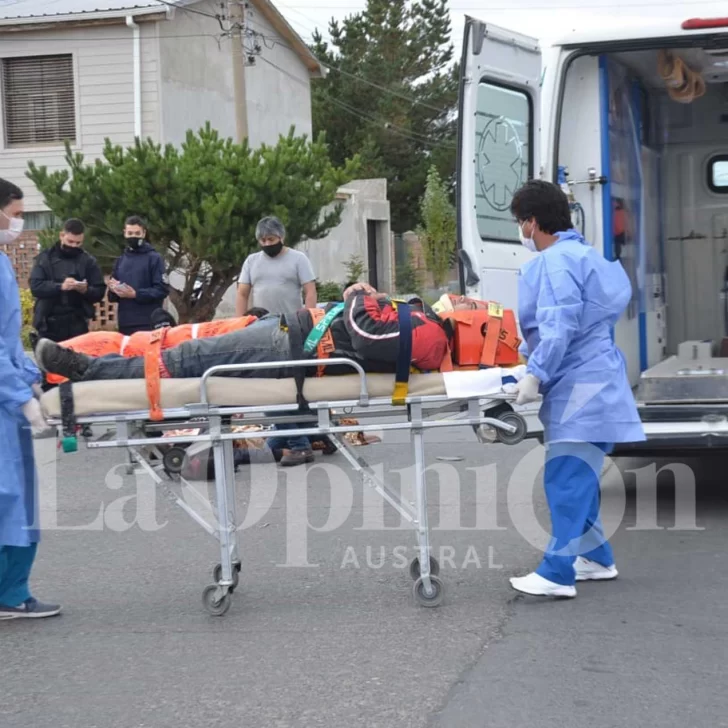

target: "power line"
[272,0,728,7]
[152,0,224,21]
[255,53,456,150]
[247,20,452,115]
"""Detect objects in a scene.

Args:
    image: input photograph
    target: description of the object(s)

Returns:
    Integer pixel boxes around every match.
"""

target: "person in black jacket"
[108,216,168,336]
[29,218,106,343]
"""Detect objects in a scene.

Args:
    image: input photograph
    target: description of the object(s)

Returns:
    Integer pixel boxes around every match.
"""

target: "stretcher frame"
[48,357,526,616]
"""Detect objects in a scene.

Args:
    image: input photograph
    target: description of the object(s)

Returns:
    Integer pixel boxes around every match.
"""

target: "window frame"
[473,77,535,245]
[0,52,78,150]
[707,154,728,195]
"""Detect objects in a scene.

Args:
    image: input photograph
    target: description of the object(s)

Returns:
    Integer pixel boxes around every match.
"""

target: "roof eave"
[252,0,325,78]
[0,5,167,28]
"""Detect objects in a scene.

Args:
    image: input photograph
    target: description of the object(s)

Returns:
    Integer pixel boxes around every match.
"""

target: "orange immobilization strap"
[143,328,167,421]
[308,308,336,376]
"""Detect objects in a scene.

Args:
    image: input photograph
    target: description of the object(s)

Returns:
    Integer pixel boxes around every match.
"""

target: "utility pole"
[228,0,248,142]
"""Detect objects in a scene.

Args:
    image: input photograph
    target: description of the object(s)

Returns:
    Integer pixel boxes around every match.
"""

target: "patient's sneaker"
[509,572,576,598]
[0,597,62,620]
[35,339,90,381]
[574,556,618,582]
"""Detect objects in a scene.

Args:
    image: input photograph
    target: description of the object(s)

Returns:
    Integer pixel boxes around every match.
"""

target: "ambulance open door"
[456,17,542,312]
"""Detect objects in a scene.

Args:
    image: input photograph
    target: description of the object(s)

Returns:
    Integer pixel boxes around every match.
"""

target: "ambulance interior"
[558,42,728,394]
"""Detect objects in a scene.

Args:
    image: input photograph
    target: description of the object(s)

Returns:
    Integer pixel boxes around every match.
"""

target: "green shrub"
[316,280,343,302]
[19,288,34,351]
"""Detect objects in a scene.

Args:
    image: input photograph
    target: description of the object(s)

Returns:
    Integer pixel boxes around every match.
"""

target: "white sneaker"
[509,572,576,598]
[574,556,618,582]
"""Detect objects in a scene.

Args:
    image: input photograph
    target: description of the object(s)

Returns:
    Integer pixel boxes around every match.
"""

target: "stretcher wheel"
[213,562,240,590]
[202,585,232,616]
[162,447,186,474]
[409,556,440,581]
[413,575,444,608]
[495,412,527,446]
[61,436,78,454]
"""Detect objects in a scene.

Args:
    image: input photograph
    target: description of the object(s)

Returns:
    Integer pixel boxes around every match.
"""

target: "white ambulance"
[457,14,728,452]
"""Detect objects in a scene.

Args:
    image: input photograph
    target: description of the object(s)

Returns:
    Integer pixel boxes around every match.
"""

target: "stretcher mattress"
[40,373,449,418]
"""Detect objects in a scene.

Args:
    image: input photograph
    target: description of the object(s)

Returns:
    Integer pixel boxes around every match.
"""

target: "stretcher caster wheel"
[495,412,527,446]
[409,556,440,581]
[61,436,78,453]
[213,563,240,591]
[202,585,232,616]
[413,574,444,608]
[163,447,186,474]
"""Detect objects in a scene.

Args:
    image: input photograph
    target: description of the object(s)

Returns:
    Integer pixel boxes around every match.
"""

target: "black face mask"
[126,236,145,251]
[60,244,83,258]
[262,242,283,258]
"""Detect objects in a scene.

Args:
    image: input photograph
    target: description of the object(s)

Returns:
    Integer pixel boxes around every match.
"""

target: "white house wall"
[243,5,313,146]
[0,21,160,212]
[159,0,313,148]
[158,0,236,144]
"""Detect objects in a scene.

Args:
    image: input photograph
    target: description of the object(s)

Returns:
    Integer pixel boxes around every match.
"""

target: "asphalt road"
[1,427,727,728]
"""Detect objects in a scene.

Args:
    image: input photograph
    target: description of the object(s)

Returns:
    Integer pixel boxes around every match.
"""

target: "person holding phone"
[108,216,168,336]
[29,218,106,344]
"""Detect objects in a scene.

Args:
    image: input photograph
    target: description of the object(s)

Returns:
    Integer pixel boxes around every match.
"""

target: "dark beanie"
[151,308,177,329]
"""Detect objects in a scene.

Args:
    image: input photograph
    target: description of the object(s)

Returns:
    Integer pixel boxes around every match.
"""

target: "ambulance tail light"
[682,17,728,31]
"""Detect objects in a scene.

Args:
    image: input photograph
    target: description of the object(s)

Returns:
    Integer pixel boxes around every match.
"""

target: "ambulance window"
[708,155,728,194]
[474,81,532,242]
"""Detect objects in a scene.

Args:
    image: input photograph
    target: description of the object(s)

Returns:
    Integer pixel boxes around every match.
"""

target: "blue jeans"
[536,442,615,586]
[83,315,292,380]
[0,542,37,607]
[267,422,312,453]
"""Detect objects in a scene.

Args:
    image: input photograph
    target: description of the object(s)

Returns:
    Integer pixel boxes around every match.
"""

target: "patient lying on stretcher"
[43,307,268,385]
[34,285,521,385]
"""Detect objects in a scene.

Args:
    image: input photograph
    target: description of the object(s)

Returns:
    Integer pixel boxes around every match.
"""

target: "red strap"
[144,328,166,421]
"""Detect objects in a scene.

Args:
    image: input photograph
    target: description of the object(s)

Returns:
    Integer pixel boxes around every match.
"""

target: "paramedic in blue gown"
[509,180,645,599]
[0,178,61,619]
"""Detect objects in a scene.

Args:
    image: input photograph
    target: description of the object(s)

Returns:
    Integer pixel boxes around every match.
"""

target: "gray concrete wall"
[159,0,313,147]
[298,179,392,290]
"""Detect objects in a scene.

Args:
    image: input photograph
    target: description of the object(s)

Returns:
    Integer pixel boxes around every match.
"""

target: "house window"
[474,81,532,242]
[708,155,728,194]
[2,54,76,147]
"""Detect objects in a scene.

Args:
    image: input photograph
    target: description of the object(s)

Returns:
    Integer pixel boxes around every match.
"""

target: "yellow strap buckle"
[392,380,409,406]
[487,301,504,319]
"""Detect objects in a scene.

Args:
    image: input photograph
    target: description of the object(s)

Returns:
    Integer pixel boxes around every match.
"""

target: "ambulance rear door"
[456,17,542,311]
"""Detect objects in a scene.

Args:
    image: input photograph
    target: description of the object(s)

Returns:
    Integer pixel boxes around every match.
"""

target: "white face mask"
[518,222,537,253]
[0,213,24,244]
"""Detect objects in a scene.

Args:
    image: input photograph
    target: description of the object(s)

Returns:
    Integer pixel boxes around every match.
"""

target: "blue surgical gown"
[518,230,646,444]
[0,253,42,547]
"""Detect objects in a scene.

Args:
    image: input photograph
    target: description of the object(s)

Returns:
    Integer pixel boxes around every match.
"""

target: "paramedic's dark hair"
[125,215,147,231]
[0,178,23,209]
[510,180,572,235]
[62,218,85,236]
[244,307,269,318]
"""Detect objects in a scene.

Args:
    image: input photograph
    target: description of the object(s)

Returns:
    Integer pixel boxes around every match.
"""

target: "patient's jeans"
[83,316,292,380]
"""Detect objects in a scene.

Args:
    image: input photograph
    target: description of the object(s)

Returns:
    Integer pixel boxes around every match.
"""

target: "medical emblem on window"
[477,116,525,212]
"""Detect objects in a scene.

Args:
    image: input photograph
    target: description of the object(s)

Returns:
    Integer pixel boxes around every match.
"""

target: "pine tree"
[416,165,456,288]
[27,125,358,322]
[310,0,458,234]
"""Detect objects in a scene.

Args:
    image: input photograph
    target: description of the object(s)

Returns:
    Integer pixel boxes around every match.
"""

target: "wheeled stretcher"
[40,358,527,616]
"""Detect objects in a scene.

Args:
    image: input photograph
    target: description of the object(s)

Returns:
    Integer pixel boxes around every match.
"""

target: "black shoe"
[81,425,93,439]
[279,449,315,467]
[320,437,338,456]
[35,339,90,381]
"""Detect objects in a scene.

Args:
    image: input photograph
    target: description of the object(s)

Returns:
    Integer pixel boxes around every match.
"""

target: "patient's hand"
[343,282,378,300]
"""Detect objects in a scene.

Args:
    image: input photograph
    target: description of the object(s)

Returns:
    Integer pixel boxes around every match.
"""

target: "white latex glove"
[32,382,43,400]
[515,373,541,406]
[22,398,49,435]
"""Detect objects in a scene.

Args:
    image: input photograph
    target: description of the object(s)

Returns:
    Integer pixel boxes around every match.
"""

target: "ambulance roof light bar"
[682,18,728,31]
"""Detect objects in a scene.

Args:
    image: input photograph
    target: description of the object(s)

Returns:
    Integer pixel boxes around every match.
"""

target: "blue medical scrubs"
[518,230,645,585]
[0,253,43,607]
